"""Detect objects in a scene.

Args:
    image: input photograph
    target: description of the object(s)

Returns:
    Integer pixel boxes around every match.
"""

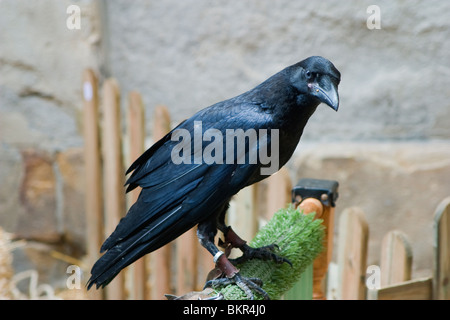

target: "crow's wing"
[88,100,273,288]
[101,100,272,250]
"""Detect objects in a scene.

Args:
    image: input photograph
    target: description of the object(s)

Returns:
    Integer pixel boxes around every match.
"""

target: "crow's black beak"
[309,75,339,111]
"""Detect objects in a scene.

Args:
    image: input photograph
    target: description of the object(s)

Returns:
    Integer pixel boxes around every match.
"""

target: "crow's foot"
[220,227,291,266]
[229,243,292,266]
[204,272,270,300]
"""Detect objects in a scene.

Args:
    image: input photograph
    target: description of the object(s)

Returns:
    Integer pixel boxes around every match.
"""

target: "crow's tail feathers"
[86,212,191,290]
[86,235,149,290]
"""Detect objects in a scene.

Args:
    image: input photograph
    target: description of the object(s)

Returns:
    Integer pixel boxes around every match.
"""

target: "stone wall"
[1,0,449,294]
[105,0,450,141]
[0,0,104,291]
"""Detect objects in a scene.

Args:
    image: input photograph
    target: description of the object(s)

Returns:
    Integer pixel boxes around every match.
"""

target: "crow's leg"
[216,209,291,267]
[197,211,269,300]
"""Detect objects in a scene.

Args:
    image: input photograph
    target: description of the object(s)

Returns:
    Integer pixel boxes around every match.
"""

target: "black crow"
[87,56,340,299]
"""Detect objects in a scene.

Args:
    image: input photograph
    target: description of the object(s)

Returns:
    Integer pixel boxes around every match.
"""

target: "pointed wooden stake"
[127,91,147,299]
[380,230,412,286]
[337,207,369,300]
[102,78,126,299]
[150,105,172,299]
[82,69,103,300]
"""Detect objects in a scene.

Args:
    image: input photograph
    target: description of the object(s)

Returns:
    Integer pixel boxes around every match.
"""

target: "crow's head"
[289,56,341,111]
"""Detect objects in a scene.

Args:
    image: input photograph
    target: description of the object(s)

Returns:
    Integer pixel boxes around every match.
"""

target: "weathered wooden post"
[433,197,450,300]
[82,69,103,300]
[101,79,126,299]
[127,91,147,299]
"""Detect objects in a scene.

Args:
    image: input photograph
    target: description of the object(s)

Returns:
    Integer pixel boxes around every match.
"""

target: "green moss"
[217,206,324,300]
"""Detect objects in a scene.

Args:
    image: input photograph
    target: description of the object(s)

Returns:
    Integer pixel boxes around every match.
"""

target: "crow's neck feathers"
[244,68,320,126]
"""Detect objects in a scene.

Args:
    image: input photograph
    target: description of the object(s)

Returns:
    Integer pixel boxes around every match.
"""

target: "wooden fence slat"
[228,185,258,259]
[82,69,103,300]
[150,105,172,299]
[264,167,292,221]
[369,277,432,300]
[153,105,171,140]
[196,242,215,291]
[127,91,147,300]
[380,230,412,286]
[174,100,198,293]
[337,207,369,300]
[101,78,126,299]
[433,196,450,300]
[176,226,198,294]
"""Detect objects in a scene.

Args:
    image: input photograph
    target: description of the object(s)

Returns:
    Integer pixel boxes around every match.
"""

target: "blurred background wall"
[1,0,449,293]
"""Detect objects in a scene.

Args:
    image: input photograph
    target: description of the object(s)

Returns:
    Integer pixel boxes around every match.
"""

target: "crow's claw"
[229,243,292,267]
[204,272,270,300]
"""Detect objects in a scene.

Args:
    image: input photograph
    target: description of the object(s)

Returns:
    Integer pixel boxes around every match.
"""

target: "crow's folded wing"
[100,100,272,252]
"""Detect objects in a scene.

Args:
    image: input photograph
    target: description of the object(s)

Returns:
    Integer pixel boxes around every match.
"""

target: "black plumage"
[87,56,340,296]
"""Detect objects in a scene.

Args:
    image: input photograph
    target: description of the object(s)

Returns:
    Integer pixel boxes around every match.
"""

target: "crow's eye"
[305,70,312,80]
